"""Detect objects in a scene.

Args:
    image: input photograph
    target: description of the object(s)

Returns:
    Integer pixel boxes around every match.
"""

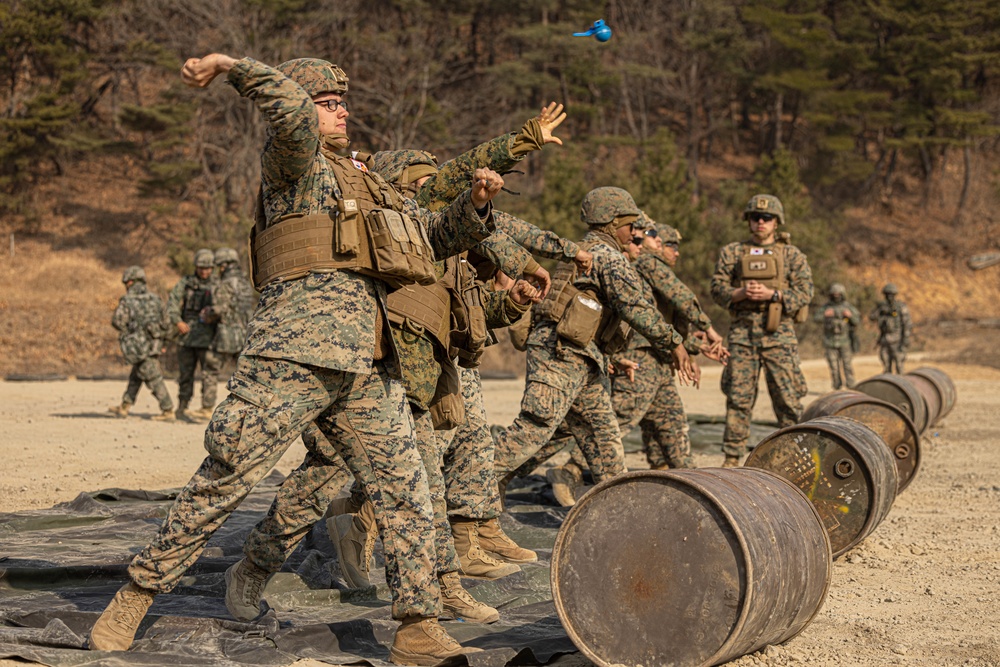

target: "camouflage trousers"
[176,345,222,409]
[493,343,624,484]
[412,407,461,575]
[824,345,856,390]
[122,357,174,412]
[721,342,807,458]
[128,354,441,619]
[611,348,693,469]
[878,342,906,374]
[438,366,502,521]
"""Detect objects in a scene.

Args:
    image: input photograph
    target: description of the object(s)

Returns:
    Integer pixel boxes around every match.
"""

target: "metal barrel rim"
[854,373,929,434]
[799,390,921,493]
[906,367,957,424]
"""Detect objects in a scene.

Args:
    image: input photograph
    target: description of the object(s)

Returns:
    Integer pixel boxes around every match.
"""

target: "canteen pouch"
[429,359,466,430]
[766,302,782,333]
[556,290,604,348]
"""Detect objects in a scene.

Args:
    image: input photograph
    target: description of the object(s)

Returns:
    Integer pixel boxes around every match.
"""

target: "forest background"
[2,0,999,377]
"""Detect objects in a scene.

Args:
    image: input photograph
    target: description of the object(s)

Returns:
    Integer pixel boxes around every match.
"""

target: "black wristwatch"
[771,290,781,303]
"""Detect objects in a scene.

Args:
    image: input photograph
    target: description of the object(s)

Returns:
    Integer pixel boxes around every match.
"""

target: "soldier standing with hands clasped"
[711,194,813,467]
[816,283,860,389]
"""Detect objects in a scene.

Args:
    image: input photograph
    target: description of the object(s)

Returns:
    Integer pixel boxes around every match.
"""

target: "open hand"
[537,102,567,146]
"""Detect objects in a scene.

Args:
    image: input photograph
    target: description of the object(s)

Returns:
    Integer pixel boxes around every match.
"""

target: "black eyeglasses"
[747,212,776,223]
[315,98,348,112]
[644,228,658,238]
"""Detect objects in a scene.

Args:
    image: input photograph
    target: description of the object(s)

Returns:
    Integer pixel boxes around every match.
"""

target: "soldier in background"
[816,283,860,389]
[711,194,813,467]
[870,283,911,373]
[109,266,175,422]
[209,247,256,375]
[166,248,219,421]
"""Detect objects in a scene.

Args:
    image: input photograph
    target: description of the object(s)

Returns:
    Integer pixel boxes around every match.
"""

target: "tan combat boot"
[450,519,520,579]
[224,558,271,621]
[389,616,482,666]
[88,581,156,651]
[475,518,537,563]
[150,409,175,422]
[438,571,499,624]
[324,493,364,519]
[175,401,189,421]
[329,500,377,588]
[187,406,214,421]
[107,403,130,419]
[721,455,741,468]
[546,463,583,507]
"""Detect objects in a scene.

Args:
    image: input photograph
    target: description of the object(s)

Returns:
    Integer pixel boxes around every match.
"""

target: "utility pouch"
[429,360,466,430]
[451,284,489,368]
[794,305,809,323]
[740,253,779,286]
[365,208,437,286]
[556,289,604,348]
[335,198,361,254]
[508,304,533,351]
[766,302,783,333]
[598,318,633,356]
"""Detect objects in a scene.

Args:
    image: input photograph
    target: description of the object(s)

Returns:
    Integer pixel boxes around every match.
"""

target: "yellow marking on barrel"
[808,450,823,496]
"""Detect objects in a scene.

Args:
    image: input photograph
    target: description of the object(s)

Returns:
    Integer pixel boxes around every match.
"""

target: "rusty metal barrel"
[551,468,831,667]
[744,416,898,558]
[853,373,929,434]
[906,367,957,426]
[800,391,921,493]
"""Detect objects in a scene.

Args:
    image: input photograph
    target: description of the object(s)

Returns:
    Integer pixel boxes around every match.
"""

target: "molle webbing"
[386,281,452,350]
[533,241,597,323]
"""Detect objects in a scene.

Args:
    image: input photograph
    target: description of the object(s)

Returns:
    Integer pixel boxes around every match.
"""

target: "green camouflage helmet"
[194,248,215,268]
[214,247,239,266]
[580,187,640,226]
[829,283,846,296]
[276,58,349,97]
[122,265,146,283]
[634,210,654,230]
[655,222,682,245]
[882,283,899,295]
[743,194,786,225]
[372,150,439,190]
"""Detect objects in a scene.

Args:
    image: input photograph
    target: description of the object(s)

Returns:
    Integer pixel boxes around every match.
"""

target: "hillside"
[2,148,998,380]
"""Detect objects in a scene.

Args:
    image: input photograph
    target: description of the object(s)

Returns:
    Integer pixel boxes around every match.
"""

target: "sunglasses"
[663,242,679,250]
[629,236,644,246]
[644,228,658,238]
[747,212,776,223]
[315,98,348,112]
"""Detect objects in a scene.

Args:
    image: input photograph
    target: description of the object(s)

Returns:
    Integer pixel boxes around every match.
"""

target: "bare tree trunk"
[955,142,972,222]
[773,91,784,151]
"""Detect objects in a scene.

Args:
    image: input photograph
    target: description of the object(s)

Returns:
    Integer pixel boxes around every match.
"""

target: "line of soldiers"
[109,247,257,422]
[89,50,907,666]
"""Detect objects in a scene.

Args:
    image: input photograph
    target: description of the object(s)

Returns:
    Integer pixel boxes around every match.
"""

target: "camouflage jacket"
[869,299,911,346]
[113,282,167,364]
[529,231,681,368]
[212,266,257,355]
[166,274,217,349]
[494,210,580,261]
[815,299,860,348]
[227,58,494,373]
[710,238,813,348]
[630,250,713,353]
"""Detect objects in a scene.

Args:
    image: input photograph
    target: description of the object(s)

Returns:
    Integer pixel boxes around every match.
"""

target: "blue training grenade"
[573,19,612,42]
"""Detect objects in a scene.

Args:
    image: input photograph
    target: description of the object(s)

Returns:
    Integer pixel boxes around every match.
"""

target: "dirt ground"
[2,353,998,667]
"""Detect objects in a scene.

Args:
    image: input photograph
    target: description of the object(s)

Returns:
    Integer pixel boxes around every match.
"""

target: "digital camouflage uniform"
[211,248,257,364]
[870,285,911,374]
[124,57,495,621]
[493,188,683,487]
[111,267,174,413]
[711,196,813,460]
[616,224,712,469]
[166,251,221,412]
[815,284,860,389]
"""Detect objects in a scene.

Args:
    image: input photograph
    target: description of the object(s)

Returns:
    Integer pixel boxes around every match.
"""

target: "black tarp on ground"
[0,471,585,667]
[0,420,779,667]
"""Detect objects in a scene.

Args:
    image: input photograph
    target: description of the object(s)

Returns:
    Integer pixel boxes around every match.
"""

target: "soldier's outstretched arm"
[416,102,566,209]
[405,168,502,259]
[493,210,582,262]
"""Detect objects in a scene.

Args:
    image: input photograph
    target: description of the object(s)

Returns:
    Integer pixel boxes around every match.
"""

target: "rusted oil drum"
[854,373,928,434]
[902,372,942,429]
[744,416,898,558]
[799,391,920,493]
[551,468,831,667]
[906,367,957,425]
